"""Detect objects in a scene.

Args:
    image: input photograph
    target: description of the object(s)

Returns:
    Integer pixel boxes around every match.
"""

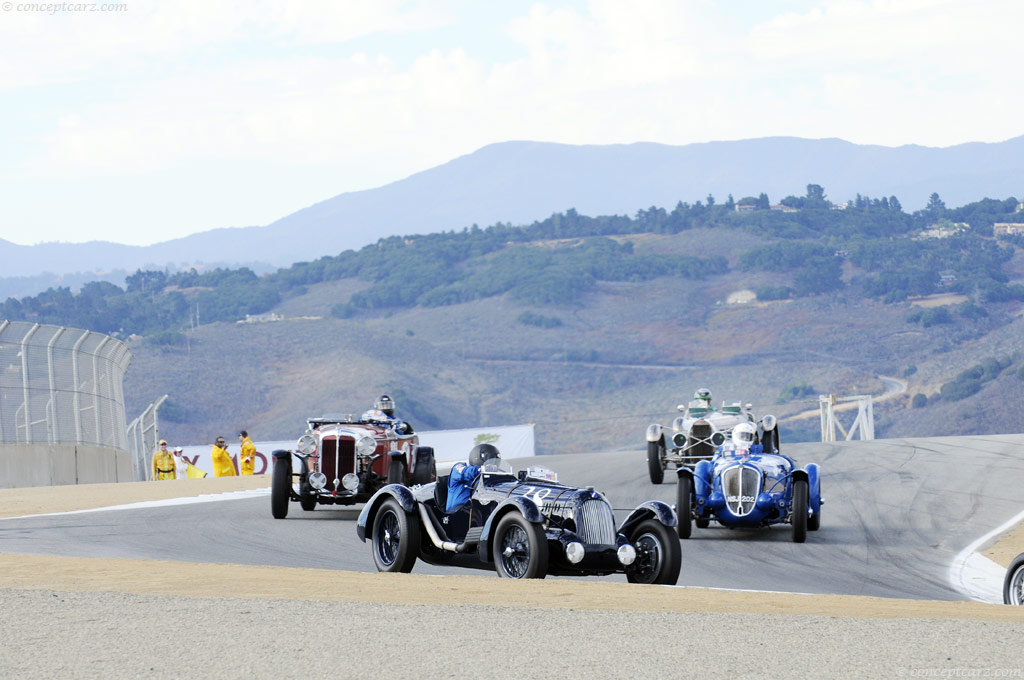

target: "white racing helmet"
[732,422,757,449]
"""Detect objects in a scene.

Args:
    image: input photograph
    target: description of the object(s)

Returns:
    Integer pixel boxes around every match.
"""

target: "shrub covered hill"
[5,186,1024,454]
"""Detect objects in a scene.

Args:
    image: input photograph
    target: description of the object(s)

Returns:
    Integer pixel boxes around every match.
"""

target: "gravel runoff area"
[1,477,1023,679]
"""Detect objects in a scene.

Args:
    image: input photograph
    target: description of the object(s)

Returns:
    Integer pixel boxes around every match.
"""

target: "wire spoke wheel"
[375,509,401,567]
[499,524,531,578]
[631,531,664,584]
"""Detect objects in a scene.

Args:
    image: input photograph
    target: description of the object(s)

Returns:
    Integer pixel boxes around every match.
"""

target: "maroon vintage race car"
[270,412,436,518]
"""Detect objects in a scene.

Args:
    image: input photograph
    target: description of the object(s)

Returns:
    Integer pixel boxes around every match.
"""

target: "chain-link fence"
[0,320,132,450]
[127,395,168,481]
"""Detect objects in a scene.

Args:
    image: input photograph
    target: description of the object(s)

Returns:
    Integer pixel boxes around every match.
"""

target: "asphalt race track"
[2,434,1023,602]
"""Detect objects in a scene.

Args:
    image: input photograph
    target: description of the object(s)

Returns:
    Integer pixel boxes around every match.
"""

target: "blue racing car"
[676,421,822,542]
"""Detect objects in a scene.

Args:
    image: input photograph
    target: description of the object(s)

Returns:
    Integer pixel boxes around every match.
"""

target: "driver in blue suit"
[446,444,500,513]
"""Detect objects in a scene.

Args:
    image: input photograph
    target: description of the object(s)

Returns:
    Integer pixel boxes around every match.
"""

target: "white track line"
[948,508,1024,603]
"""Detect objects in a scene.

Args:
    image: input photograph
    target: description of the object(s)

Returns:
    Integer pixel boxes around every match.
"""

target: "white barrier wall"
[168,425,536,477]
[417,424,535,462]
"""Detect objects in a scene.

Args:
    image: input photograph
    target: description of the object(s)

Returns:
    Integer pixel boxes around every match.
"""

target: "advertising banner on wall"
[416,424,535,462]
[169,424,535,477]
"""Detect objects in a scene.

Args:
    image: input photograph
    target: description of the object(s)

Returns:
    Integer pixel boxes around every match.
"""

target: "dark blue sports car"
[676,422,822,542]
[356,465,682,584]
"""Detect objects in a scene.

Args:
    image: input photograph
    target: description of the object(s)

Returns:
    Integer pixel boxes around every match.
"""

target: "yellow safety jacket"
[240,437,256,475]
[152,449,177,481]
[211,444,237,477]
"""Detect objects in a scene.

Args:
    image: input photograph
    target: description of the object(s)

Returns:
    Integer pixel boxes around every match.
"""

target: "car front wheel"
[626,519,681,585]
[371,498,419,573]
[1004,553,1024,605]
[676,474,692,539]
[647,440,665,484]
[492,513,548,579]
[270,455,291,519]
[792,479,808,543]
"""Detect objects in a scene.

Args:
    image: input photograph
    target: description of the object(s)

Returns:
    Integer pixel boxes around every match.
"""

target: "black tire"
[626,519,681,585]
[371,498,419,573]
[492,513,548,579]
[300,494,317,512]
[1003,553,1024,605]
[270,456,291,519]
[676,474,692,539]
[412,447,435,485]
[647,440,664,484]
[792,479,808,543]
[387,459,407,485]
[808,481,821,531]
[696,518,710,529]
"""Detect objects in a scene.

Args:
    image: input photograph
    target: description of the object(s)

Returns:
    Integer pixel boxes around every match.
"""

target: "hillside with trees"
[5,185,1024,452]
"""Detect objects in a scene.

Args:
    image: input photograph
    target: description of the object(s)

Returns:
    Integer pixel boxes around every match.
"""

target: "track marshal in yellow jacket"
[211,436,237,477]
[238,430,256,476]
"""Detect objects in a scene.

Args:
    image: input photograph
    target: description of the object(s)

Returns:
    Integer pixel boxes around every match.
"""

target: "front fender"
[645,423,663,443]
[477,497,544,563]
[693,459,713,498]
[806,463,821,514]
[356,484,417,542]
[618,500,677,536]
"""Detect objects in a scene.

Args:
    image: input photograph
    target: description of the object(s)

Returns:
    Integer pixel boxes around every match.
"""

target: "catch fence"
[0,320,132,450]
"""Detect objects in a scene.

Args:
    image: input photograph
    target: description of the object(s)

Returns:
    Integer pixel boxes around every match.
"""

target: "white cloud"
[4,0,1024,243]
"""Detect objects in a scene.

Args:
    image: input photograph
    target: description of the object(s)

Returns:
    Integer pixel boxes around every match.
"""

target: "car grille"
[319,437,355,484]
[722,465,761,517]
[576,499,616,545]
[687,422,716,458]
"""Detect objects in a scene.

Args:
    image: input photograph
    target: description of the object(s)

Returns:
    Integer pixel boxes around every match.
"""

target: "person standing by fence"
[211,436,236,477]
[151,440,177,481]
[238,430,256,476]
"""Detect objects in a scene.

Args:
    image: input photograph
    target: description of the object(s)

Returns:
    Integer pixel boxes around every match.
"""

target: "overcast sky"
[1,0,1021,246]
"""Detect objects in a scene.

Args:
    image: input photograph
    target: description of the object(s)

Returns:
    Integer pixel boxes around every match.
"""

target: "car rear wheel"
[300,494,317,512]
[412,447,436,485]
[371,498,419,573]
[696,518,710,528]
[626,519,681,585]
[676,474,692,539]
[792,479,808,543]
[647,440,665,484]
[387,459,407,485]
[492,513,548,579]
[1003,553,1024,605]
[270,455,291,519]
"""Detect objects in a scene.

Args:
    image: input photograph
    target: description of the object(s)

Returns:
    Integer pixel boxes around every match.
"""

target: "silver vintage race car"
[645,388,779,484]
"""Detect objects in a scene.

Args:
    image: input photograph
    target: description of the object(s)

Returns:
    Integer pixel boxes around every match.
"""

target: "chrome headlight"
[355,436,377,456]
[672,432,687,448]
[342,473,359,491]
[296,434,317,455]
[711,431,726,446]
[308,472,327,490]
[617,544,637,566]
[565,542,585,564]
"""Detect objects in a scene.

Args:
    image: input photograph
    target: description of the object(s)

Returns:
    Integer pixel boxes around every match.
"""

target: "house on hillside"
[919,222,968,239]
[241,312,283,324]
[830,201,850,210]
[735,203,757,213]
[770,204,799,213]
[994,223,1024,237]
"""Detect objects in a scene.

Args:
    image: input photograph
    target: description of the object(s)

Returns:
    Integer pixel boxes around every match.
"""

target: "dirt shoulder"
[0,476,270,519]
